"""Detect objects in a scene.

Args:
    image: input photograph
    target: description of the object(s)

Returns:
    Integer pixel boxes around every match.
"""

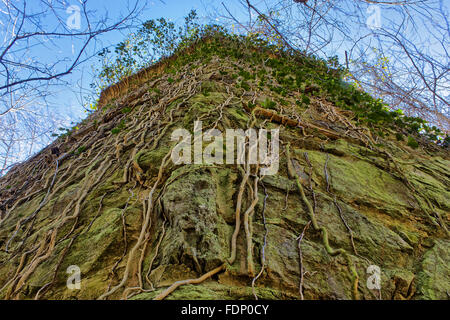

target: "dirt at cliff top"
[0,37,449,300]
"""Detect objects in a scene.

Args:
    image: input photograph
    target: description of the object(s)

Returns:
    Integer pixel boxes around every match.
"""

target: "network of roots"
[0,37,447,300]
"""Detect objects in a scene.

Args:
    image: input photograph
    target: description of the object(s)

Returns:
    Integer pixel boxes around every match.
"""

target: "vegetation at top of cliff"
[90,10,447,148]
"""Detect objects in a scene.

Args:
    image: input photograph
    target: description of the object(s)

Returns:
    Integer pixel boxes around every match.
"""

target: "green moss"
[407,136,419,149]
[227,106,249,123]
[189,92,226,107]
[63,207,123,274]
[417,240,450,299]
[136,146,171,173]
[303,149,415,218]
[131,282,286,300]
[74,146,86,155]
[395,133,404,141]
[262,98,276,110]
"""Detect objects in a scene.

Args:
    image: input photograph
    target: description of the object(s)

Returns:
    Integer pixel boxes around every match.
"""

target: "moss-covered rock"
[0,36,448,300]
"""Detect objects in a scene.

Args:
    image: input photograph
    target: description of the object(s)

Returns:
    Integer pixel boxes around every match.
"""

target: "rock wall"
[0,38,448,300]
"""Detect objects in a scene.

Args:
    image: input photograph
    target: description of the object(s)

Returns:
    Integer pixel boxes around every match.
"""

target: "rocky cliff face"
[0,35,448,300]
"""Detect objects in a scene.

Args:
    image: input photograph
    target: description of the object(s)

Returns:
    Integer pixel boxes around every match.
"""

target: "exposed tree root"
[145,218,167,290]
[98,150,172,300]
[297,221,311,300]
[4,153,64,252]
[228,165,250,265]
[153,264,225,300]
[34,192,108,300]
[323,153,359,256]
[333,197,358,256]
[228,114,258,266]
[251,180,269,300]
[286,143,360,300]
[105,187,136,293]
[243,174,259,277]
[243,102,343,140]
